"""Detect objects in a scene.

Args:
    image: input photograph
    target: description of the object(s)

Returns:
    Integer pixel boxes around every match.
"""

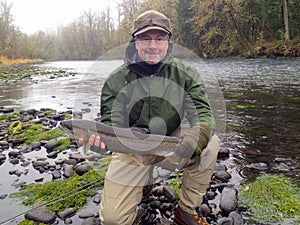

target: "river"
[0,58,299,224]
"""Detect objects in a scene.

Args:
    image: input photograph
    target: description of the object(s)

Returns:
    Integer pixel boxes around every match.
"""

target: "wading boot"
[174,206,210,225]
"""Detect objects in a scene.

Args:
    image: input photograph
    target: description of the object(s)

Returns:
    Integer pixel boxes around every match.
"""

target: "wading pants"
[99,134,220,225]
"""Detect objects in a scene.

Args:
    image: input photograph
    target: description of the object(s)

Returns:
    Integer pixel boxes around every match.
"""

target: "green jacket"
[100,40,215,141]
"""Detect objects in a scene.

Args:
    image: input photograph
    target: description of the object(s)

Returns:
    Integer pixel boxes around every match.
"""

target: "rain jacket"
[100,40,215,145]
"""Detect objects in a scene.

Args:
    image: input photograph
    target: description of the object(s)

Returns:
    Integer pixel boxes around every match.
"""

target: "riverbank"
[1,107,299,225]
[0,107,242,225]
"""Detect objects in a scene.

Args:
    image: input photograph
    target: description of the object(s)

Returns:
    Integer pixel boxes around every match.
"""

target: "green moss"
[167,171,182,199]
[239,173,300,223]
[18,220,46,225]
[9,123,66,144]
[0,112,20,120]
[11,156,111,212]
[54,137,71,151]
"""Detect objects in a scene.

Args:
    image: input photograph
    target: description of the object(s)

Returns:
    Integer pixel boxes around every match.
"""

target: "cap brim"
[133,26,170,37]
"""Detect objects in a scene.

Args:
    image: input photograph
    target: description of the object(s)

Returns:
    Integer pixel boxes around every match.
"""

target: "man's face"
[135,30,169,65]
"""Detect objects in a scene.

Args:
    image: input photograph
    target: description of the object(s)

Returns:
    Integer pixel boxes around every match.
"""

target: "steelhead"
[58,119,183,157]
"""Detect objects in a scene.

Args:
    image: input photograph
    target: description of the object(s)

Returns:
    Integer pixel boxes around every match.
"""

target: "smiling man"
[83,10,220,225]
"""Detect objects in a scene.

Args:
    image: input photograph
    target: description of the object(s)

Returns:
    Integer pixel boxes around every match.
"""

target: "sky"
[6,0,120,34]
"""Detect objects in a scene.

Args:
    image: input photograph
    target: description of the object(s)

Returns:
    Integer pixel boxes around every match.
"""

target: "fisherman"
[79,10,220,225]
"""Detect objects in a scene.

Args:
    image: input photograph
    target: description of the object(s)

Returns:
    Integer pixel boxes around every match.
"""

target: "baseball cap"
[132,10,172,37]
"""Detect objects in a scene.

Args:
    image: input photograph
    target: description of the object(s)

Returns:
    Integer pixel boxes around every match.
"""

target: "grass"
[0,56,43,66]
[239,173,300,223]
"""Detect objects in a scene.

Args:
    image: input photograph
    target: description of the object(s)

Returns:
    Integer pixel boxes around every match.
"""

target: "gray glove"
[176,124,212,159]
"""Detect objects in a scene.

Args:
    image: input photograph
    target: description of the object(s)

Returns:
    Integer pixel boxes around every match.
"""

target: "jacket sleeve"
[184,65,216,147]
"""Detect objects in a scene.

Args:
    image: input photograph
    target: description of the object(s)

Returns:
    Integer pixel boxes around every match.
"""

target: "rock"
[52,170,61,179]
[9,138,25,146]
[220,187,238,214]
[0,194,8,199]
[78,211,95,218]
[63,165,74,178]
[199,203,211,217]
[218,217,234,225]
[81,217,101,225]
[11,179,26,188]
[32,160,49,168]
[44,139,59,151]
[0,107,14,113]
[0,153,6,161]
[30,141,42,149]
[8,150,21,158]
[229,211,243,225]
[9,158,19,164]
[57,208,76,219]
[92,194,101,204]
[25,207,56,223]
[163,186,176,203]
[47,151,58,158]
[214,171,232,182]
[74,163,91,175]
[218,147,230,159]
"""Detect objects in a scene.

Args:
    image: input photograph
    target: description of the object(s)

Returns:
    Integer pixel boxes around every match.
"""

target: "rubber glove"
[176,124,212,159]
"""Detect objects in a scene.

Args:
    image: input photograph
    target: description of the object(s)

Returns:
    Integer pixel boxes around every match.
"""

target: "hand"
[78,134,106,153]
[177,124,211,159]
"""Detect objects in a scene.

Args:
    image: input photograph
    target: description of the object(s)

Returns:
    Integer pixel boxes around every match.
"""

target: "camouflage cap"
[132,10,172,37]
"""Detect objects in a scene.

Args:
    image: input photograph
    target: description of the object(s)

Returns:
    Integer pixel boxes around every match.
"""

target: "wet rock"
[9,138,24,146]
[0,153,6,161]
[8,150,21,158]
[0,107,14,113]
[0,194,8,199]
[0,140,9,147]
[64,218,73,224]
[26,108,38,116]
[25,207,56,223]
[218,217,234,225]
[163,186,176,203]
[47,151,58,158]
[57,208,76,219]
[32,160,49,168]
[11,179,26,188]
[229,211,243,225]
[199,203,211,217]
[246,162,268,171]
[63,165,74,178]
[70,153,85,163]
[81,217,101,225]
[9,158,19,165]
[74,163,91,175]
[21,160,30,167]
[214,171,232,182]
[44,139,59,151]
[92,194,101,204]
[218,147,230,159]
[30,141,42,149]
[52,170,61,179]
[78,211,95,218]
[220,187,238,214]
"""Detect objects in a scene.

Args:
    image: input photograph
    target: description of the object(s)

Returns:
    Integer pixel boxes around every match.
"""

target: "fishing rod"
[0,177,104,225]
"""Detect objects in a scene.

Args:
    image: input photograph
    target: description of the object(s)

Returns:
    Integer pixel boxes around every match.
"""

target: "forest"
[0,0,300,61]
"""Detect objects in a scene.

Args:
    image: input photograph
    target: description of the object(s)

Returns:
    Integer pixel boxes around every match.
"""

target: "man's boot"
[174,206,210,225]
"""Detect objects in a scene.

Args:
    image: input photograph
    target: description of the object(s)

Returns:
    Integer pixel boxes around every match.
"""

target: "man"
[83,10,220,225]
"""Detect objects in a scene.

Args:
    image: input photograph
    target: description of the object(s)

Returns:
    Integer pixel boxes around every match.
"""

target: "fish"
[58,119,188,168]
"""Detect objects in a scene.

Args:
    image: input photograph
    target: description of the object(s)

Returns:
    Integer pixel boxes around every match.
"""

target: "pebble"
[220,187,238,214]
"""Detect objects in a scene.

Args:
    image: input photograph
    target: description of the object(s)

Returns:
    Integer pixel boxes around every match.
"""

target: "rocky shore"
[0,106,248,225]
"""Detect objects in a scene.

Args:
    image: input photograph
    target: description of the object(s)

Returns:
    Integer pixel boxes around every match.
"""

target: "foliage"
[11,156,111,212]
[1,0,300,60]
[167,171,182,199]
[239,173,300,223]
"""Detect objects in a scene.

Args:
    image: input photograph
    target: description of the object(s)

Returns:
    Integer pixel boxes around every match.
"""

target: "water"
[0,58,299,224]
